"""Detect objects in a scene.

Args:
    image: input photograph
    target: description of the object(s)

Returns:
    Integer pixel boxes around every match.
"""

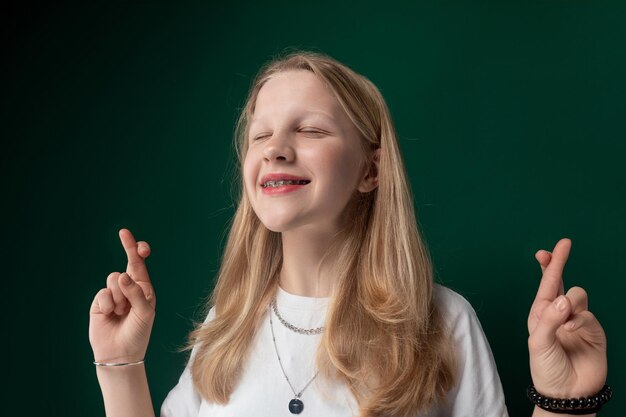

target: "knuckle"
[106,272,120,286]
[109,284,125,300]
[527,334,542,352]
[117,272,130,284]
[97,290,113,310]
[127,282,141,295]
[528,331,553,353]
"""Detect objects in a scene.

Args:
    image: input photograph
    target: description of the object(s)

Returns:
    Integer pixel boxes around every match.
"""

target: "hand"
[89,228,156,364]
[527,238,607,399]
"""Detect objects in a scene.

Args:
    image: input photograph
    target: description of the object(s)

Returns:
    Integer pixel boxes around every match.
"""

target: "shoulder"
[204,306,216,324]
[432,284,490,356]
[433,284,478,324]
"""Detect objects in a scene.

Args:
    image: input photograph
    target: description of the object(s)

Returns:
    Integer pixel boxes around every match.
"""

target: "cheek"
[242,153,258,197]
[327,147,363,181]
[311,145,364,195]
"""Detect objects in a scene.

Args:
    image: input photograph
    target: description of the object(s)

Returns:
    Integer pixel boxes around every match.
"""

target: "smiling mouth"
[262,179,311,188]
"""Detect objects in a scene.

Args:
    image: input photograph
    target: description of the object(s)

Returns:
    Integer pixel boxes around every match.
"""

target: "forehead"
[250,70,343,125]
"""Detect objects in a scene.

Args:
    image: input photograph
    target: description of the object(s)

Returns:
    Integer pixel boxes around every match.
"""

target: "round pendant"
[289,398,304,414]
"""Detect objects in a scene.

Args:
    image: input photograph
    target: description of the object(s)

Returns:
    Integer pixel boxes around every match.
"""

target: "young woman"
[89,51,608,417]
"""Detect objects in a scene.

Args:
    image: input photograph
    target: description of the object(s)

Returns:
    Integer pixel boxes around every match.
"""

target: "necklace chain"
[271,298,325,335]
[269,305,319,399]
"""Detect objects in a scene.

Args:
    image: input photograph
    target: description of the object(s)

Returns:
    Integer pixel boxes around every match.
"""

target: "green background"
[4,1,624,416]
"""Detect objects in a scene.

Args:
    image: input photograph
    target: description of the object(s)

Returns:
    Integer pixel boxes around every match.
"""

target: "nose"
[263,132,295,162]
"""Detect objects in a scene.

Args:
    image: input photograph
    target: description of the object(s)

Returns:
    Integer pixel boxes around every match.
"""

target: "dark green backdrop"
[4,1,624,416]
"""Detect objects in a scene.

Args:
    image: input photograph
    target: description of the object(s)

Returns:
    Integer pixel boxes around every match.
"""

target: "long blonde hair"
[185,50,456,417]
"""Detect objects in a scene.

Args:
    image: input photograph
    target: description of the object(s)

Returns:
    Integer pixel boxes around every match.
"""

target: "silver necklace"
[271,298,325,335]
[269,305,319,414]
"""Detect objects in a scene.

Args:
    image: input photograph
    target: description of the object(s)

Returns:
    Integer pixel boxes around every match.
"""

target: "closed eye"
[299,129,327,138]
[252,133,271,141]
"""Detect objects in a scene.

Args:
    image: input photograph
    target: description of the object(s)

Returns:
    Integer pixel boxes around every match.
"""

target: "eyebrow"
[249,110,338,125]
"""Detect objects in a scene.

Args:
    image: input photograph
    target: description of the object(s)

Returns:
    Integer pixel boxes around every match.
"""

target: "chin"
[251,203,307,233]
[263,225,287,233]
[259,222,285,233]
[255,215,293,233]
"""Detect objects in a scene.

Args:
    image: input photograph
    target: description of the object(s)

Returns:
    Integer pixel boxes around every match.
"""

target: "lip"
[259,173,310,186]
[259,172,311,195]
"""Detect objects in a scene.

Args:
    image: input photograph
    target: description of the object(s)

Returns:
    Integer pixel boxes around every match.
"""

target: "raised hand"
[527,238,607,399]
[89,228,156,364]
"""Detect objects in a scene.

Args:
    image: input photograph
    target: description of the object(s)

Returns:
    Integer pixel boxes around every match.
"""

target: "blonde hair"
[184,50,456,417]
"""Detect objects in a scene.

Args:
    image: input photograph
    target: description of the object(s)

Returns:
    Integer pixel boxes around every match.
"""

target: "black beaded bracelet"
[527,384,612,415]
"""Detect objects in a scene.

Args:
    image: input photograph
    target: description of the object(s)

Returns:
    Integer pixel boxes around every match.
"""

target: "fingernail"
[554,296,566,311]
[122,274,132,285]
[566,320,577,330]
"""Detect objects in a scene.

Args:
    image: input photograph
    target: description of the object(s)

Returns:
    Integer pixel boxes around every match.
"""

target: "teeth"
[262,180,310,188]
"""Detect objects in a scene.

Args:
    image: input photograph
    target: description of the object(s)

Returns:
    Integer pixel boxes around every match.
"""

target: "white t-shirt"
[161,285,509,417]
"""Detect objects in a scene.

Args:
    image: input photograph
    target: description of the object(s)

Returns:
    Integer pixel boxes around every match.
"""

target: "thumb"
[529,295,572,353]
[535,250,551,273]
[118,273,154,318]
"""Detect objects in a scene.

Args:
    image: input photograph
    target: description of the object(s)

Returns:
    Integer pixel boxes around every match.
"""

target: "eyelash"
[300,129,325,137]
[252,129,326,141]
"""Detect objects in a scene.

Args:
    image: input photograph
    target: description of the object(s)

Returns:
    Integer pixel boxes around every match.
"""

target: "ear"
[357,148,380,193]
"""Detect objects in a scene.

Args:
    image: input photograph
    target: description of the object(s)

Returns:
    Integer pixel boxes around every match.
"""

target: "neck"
[279,227,339,298]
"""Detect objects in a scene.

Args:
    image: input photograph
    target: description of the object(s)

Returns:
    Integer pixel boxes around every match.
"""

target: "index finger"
[533,238,571,303]
[119,228,151,283]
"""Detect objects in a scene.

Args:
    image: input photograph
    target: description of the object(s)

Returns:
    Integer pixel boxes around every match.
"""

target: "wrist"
[93,352,145,364]
[94,358,145,367]
[95,359,147,383]
[527,384,611,416]
[533,382,605,399]
[533,406,596,417]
